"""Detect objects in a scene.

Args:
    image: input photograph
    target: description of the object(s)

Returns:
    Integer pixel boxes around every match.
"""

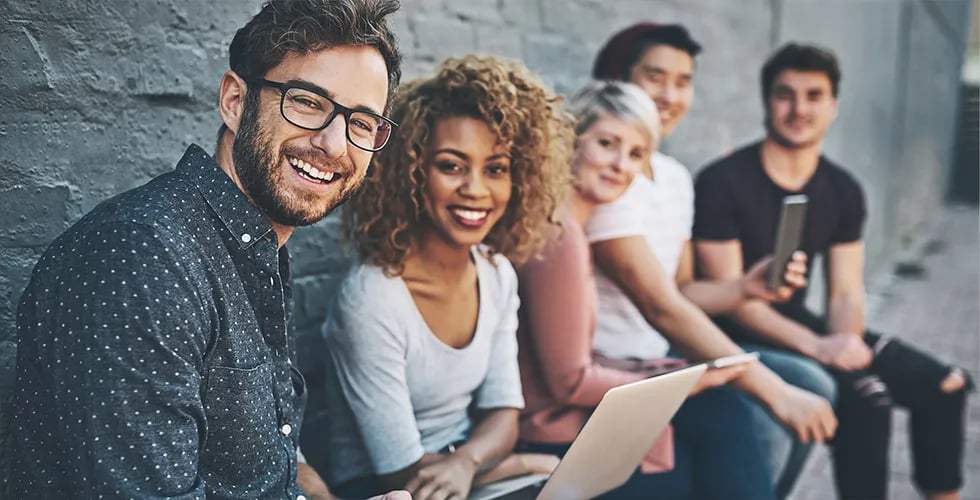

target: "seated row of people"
[313,24,973,500]
[7,1,969,498]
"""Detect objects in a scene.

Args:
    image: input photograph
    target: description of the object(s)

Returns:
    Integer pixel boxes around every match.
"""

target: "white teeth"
[452,208,488,221]
[288,156,336,182]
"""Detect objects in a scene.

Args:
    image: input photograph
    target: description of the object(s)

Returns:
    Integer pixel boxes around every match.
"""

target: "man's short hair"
[592,23,702,81]
[218,0,403,140]
[760,43,840,102]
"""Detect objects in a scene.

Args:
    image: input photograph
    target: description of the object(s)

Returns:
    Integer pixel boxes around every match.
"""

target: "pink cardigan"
[516,213,674,473]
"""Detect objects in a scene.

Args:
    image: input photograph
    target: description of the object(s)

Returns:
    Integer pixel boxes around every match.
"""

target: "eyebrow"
[284,78,384,116]
[638,64,693,80]
[433,148,510,161]
[773,84,827,95]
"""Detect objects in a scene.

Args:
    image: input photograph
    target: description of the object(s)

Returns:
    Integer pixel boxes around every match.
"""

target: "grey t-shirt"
[321,250,525,485]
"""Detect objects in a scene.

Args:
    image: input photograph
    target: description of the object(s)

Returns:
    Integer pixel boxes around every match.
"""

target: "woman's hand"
[688,363,750,395]
[405,453,477,500]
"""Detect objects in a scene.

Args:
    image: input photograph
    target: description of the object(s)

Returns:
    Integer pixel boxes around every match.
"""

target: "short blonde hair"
[568,80,660,148]
[344,55,575,274]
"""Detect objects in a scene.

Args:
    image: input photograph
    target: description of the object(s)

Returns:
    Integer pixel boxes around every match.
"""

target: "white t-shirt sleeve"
[473,256,525,410]
[676,162,695,240]
[585,178,650,243]
[323,269,425,475]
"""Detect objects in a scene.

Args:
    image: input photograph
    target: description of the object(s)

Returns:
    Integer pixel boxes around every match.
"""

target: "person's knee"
[795,358,838,404]
[939,368,970,393]
[752,346,838,404]
[836,373,893,417]
[768,353,838,405]
[931,380,968,410]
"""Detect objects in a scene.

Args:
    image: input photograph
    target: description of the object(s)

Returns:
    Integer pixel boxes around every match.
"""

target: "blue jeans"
[738,343,838,499]
[522,386,775,499]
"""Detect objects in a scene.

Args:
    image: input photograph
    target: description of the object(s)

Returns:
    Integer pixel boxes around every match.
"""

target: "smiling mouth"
[288,156,338,184]
[449,206,491,227]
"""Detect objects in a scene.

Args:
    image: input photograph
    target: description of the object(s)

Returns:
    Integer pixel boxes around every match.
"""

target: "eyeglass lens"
[281,87,392,150]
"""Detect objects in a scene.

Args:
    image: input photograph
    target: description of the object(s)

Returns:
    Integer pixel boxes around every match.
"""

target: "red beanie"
[592,22,660,80]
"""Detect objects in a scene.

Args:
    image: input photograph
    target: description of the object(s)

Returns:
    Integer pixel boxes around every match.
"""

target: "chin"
[448,234,488,250]
[772,131,816,149]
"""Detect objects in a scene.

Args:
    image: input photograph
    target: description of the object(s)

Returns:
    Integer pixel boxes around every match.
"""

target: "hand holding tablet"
[706,352,760,369]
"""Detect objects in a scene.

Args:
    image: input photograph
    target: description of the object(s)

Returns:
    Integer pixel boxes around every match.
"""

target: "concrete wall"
[0,0,972,442]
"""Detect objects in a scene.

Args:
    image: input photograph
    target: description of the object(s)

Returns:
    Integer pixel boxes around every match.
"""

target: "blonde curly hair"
[344,55,574,274]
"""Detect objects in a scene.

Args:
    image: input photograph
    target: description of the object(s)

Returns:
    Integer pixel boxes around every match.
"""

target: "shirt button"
[297,495,307,500]
[280,423,292,436]
[241,233,252,243]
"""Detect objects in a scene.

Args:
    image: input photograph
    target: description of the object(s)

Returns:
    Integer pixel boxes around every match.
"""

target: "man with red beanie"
[585,23,838,498]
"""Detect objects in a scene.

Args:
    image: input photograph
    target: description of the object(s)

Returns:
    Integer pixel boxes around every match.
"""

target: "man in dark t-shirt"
[695,143,866,323]
[693,44,971,500]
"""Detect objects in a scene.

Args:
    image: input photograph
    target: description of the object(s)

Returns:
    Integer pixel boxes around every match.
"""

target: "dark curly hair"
[344,55,574,275]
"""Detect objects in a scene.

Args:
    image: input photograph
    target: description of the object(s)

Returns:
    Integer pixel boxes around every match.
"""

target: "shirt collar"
[176,144,274,250]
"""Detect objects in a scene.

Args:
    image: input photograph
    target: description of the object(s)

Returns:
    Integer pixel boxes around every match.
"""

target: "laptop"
[468,363,707,500]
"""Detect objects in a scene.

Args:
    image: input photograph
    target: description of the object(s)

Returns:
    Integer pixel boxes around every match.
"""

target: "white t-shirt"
[321,249,525,485]
[585,152,694,359]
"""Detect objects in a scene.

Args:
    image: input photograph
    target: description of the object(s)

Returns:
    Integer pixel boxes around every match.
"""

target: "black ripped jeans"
[792,308,972,500]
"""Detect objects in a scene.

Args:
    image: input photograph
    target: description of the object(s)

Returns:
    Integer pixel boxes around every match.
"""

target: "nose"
[310,113,349,160]
[460,169,490,198]
[791,94,810,115]
[609,150,626,173]
[660,83,679,107]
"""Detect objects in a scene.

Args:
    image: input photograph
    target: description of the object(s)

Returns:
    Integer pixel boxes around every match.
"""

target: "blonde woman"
[516,81,776,499]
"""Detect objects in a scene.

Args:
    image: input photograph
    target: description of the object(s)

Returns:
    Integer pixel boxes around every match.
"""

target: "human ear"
[218,71,248,135]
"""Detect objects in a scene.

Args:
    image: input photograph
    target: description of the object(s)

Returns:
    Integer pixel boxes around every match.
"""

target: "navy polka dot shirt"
[6,145,308,499]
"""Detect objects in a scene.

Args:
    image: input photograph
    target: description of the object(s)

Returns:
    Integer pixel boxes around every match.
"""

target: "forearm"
[730,361,791,410]
[560,364,646,408]
[826,293,866,335]
[731,301,823,357]
[644,295,800,409]
[678,278,747,316]
[456,408,519,472]
[641,289,745,361]
[297,462,334,500]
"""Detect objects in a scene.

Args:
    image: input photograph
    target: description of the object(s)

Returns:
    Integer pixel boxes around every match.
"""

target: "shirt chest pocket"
[200,363,282,484]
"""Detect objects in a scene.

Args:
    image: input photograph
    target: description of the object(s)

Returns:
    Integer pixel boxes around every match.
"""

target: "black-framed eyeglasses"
[243,78,397,152]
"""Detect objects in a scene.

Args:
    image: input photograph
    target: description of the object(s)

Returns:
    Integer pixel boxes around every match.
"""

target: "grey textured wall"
[0,0,972,443]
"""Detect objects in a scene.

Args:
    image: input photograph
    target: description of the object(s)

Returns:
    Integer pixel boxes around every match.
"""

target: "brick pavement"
[790,206,980,500]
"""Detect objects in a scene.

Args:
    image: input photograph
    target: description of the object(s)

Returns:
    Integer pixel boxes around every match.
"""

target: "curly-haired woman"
[320,55,573,499]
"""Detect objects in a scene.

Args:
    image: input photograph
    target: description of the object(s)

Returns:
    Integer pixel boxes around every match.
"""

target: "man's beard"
[764,115,820,150]
[232,99,363,227]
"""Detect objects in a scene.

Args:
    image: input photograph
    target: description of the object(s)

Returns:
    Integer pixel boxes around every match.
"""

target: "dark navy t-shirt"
[692,141,866,321]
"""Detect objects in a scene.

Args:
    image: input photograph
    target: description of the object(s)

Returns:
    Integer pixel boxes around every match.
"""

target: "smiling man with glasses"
[5,1,407,499]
